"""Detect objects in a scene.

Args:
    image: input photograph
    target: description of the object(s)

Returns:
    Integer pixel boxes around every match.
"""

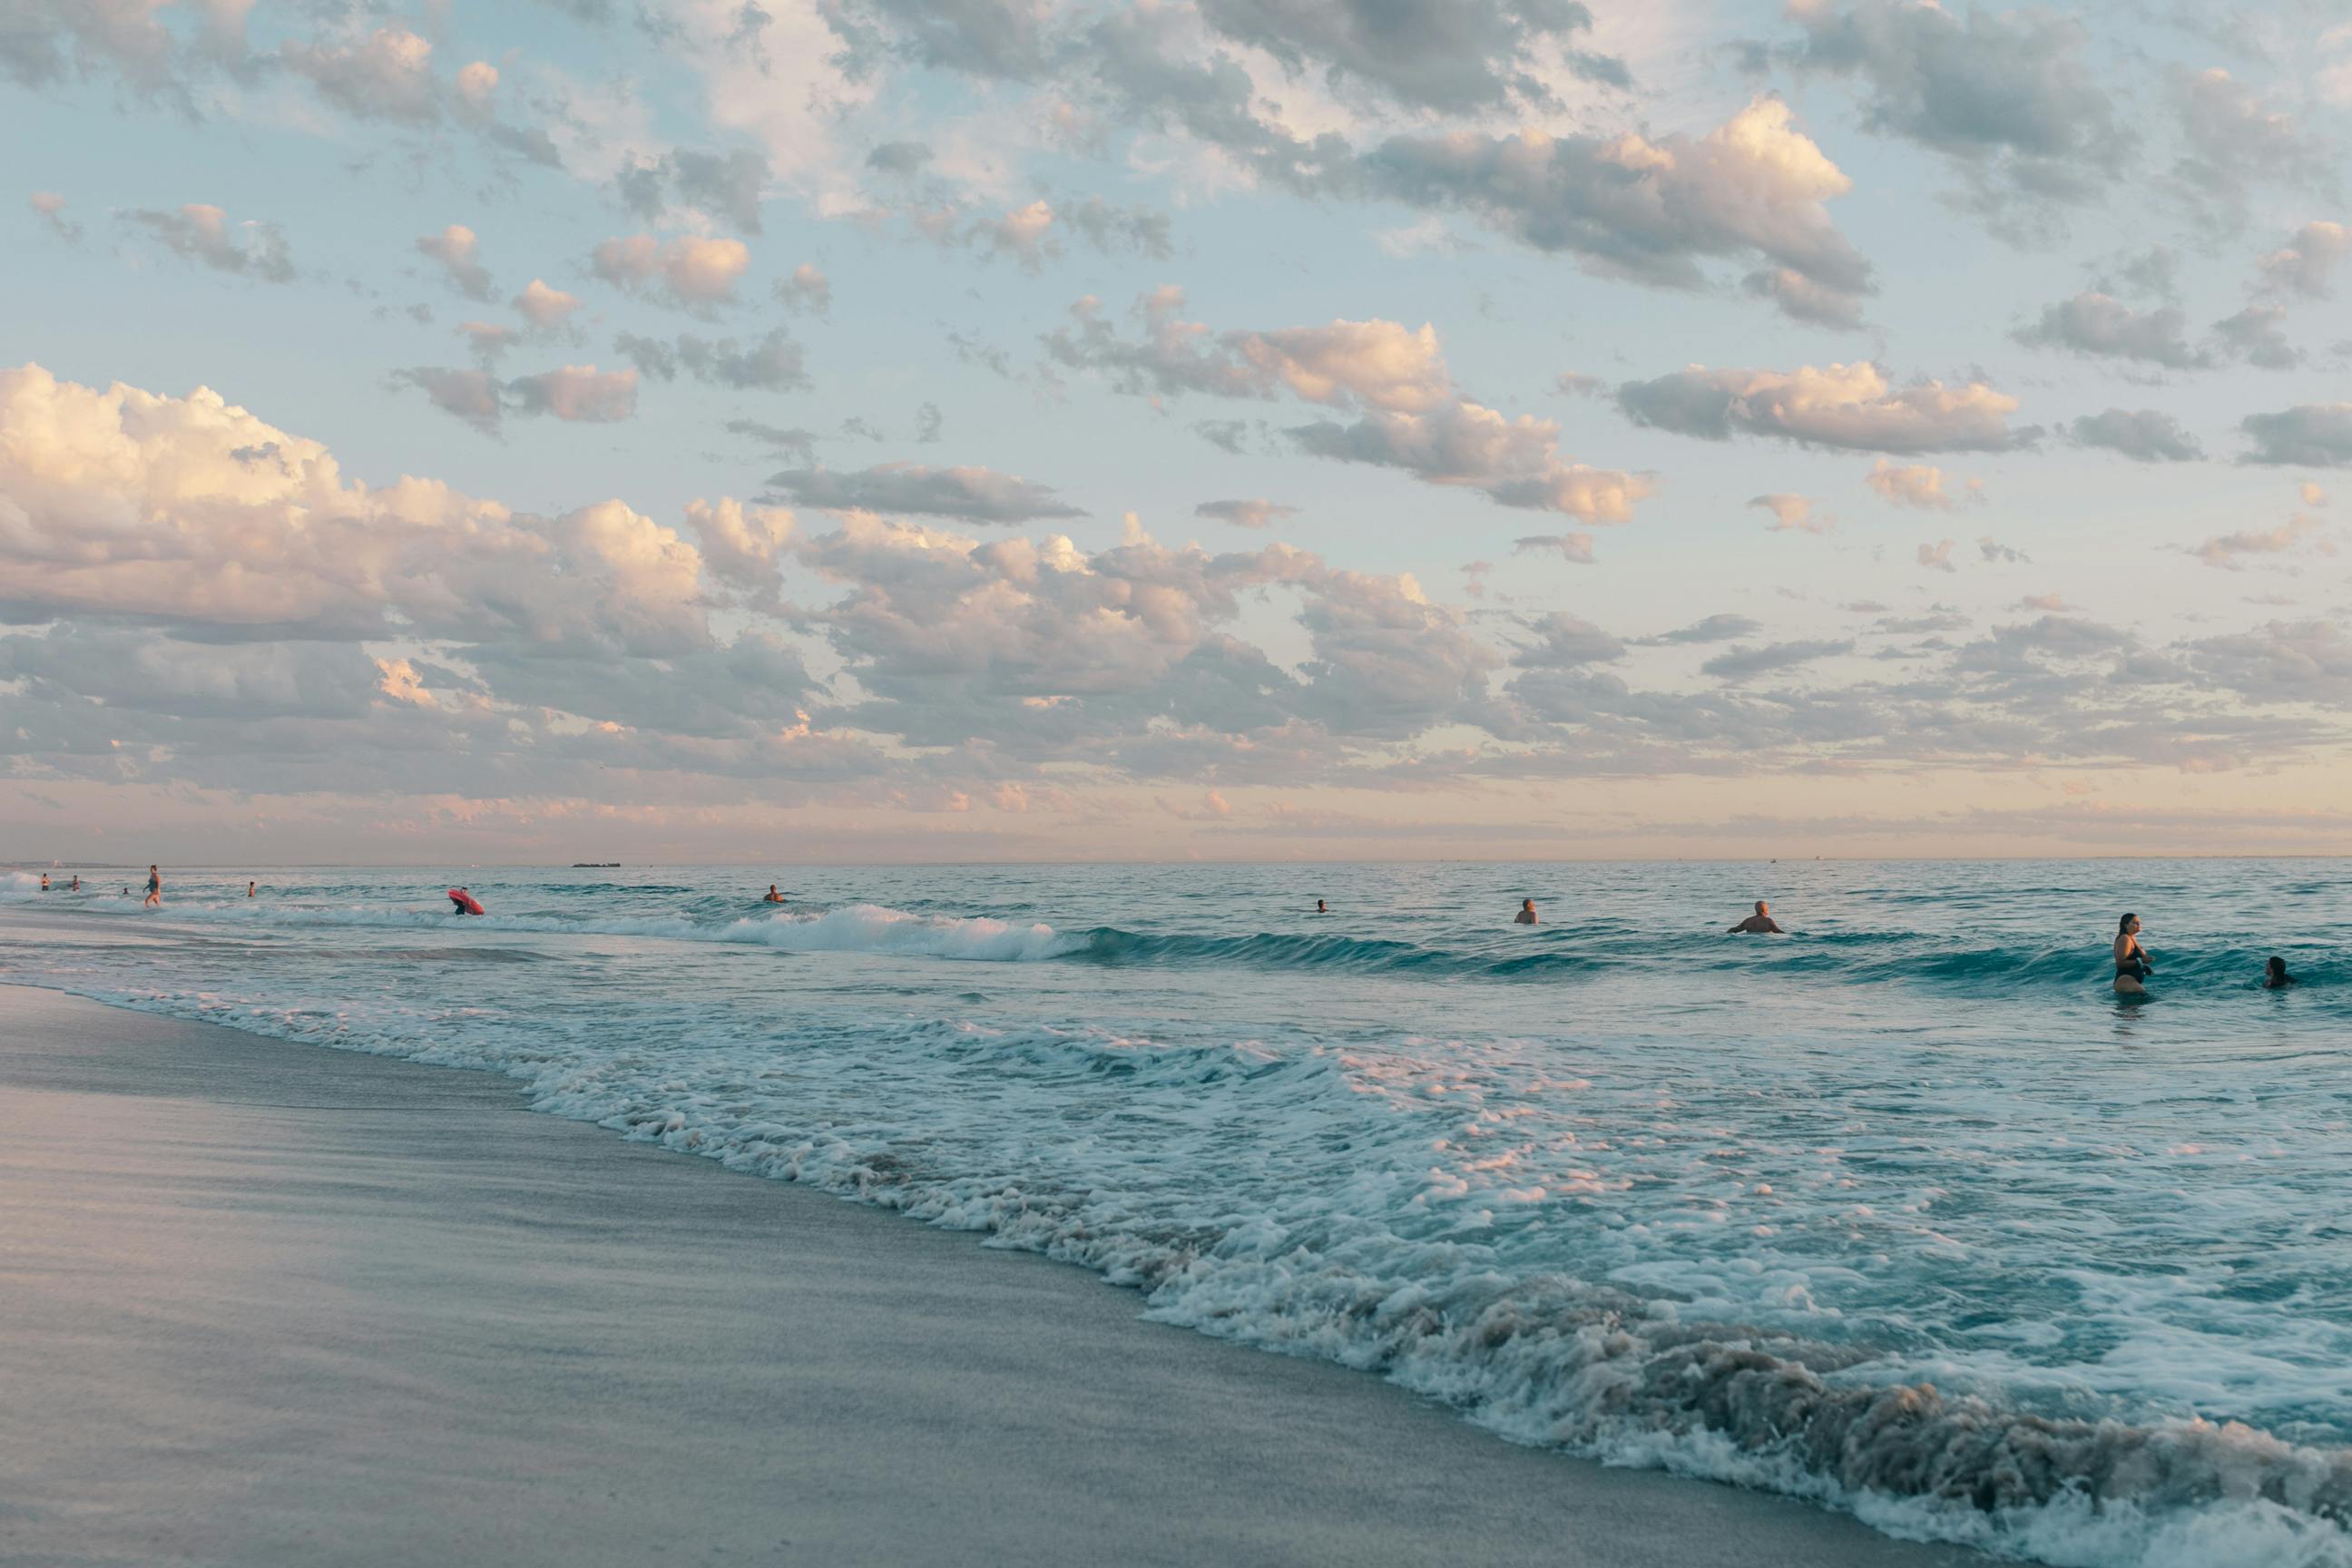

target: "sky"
[4,0,2352,865]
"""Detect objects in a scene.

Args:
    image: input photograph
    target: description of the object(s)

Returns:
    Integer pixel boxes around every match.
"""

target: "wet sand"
[0,985,1984,1567]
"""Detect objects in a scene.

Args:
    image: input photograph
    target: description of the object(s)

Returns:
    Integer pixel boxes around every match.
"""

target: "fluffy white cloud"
[1619,363,2031,453]
[1363,98,1873,323]
[1865,459,1977,510]
[686,497,796,591]
[283,25,438,123]
[2256,221,2350,299]
[514,279,584,328]
[779,262,831,315]
[591,234,752,306]
[1749,493,1829,534]
[0,362,693,651]
[416,224,493,301]
[1052,289,1649,519]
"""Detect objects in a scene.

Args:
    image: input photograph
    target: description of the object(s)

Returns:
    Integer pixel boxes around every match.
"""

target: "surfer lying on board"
[2113,914,2151,992]
[1729,900,1783,934]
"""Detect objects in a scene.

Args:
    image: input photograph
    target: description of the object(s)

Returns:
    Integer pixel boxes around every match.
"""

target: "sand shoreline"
[0,984,1982,1566]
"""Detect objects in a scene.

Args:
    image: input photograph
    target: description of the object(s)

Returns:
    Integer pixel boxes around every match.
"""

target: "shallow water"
[4,859,2348,1567]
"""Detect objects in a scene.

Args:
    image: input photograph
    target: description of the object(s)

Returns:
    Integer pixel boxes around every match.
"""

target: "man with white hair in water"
[1728,900,1784,934]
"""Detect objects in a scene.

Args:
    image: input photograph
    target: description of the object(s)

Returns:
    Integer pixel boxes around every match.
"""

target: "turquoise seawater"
[4,858,2347,1567]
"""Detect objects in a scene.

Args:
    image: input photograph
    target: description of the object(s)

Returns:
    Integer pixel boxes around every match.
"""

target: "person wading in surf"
[2114,914,2151,986]
[143,866,162,907]
[1515,899,1539,925]
[1729,900,1783,934]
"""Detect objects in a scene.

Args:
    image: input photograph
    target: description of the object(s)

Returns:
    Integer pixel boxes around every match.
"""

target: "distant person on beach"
[2265,956,2298,989]
[143,867,161,907]
[39,873,49,891]
[763,885,785,904]
[2114,914,2151,987]
[1729,901,1783,934]
[1315,899,1327,914]
[247,881,256,898]
[1515,899,1539,925]
[69,875,78,891]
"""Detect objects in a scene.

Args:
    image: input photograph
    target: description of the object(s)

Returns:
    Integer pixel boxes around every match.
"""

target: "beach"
[0,983,1986,1567]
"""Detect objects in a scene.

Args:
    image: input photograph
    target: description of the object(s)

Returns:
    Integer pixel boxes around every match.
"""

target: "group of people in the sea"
[24,867,2313,995]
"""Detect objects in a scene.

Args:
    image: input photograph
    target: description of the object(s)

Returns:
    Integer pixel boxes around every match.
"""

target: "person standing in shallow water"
[1729,900,1783,934]
[143,866,161,907]
[1515,899,1539,925]
[763,885,785,904]
[247,881,256,898]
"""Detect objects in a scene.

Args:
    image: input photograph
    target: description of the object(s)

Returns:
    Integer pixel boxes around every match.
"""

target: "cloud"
[1917,539,1956,573]
[283,26,438,124]
[1700,638,1850,681]
[505,366,639,423]
[686,496,796,591]
[915,402,943,443]
[2014,293,2208,369]
[2192,514,2327,570]
[514,279,584,328]
[778,262,831,315]
[416,224,494,301]
[2067,408,2205,463]
[614,328,809,391]
[1781,0,2119,217]
[127,203,293,283]
[725,420,820,464]
[2171,68,2328,216]
[0,362,697,652]
[1195,0,1620,113]
[1977,535,2028,565]
[1195,498,1299,529]
[1362,98,1873,323]
[591,234,751,306]
[1659,614,1763,645]
[1514,612,1625,668]
[2256,221,2351,299]
[1743,267,1865,328]
[617,146,770,234]
[765,463,1085,523]
[2241,405,2352,466]
[1864,458,1977,510]
[1749,493,1829,534]
[29,190,81,241]
[1053,289,1648,518]
[2212,304,2298,369]
[396,365,639,432]
[1617,362,2030,453]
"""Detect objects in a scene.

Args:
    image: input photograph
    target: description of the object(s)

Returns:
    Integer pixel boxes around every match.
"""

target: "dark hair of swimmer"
[2118,912,2136,934]
[1315,899,1327,912]
[2267,956,2296,986]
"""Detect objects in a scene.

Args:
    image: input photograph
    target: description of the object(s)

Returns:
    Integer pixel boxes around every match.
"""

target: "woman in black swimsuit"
[2113,912,2151,989]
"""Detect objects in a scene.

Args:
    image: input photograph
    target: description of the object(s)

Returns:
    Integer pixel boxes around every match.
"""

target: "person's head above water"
[1315,899,1327,912]
[2268,956,2293,983]
[2119,912,2141,935]
[1755,900,1769,915]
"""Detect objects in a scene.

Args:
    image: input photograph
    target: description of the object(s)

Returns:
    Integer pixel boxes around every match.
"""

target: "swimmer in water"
[1728,900,1783,934]
[2265,956,2298,989]
[247,880,256,897]
[448,887,479,915]
[1315,899,1328,914]
[39,873,49,891]
[2113,913,2151,990]
[1515,899,1539,925]
[763,885,785,904]
[143,866,162,907]
[69,875,79,892]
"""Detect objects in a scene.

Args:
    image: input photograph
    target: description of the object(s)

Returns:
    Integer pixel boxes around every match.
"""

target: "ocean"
[3,858,2347,1568]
